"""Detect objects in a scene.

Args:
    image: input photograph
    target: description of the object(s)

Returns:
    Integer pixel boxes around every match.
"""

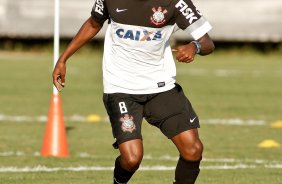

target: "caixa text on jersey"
[116,29,162,41]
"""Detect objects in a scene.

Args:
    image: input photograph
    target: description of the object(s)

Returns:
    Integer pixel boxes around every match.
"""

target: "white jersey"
[91,0,212,94]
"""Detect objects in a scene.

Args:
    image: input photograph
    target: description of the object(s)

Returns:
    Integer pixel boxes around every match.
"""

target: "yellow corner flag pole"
[41,0,70,157]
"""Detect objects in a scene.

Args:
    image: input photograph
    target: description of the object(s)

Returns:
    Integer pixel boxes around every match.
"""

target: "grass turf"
[0,48,282,183]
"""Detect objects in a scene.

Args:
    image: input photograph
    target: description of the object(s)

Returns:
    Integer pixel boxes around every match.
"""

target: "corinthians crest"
[120,114,136,133]
[150,7,167,26]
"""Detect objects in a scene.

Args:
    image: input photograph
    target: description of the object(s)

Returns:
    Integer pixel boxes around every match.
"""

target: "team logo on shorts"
[120,114,136,133]
[150,7,167,26]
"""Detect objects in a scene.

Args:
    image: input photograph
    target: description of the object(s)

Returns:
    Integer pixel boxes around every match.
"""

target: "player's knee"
[123,153,143,171]
[181,140,203,161]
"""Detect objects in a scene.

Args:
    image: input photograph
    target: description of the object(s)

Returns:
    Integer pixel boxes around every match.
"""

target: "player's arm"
[173,0,214,63]
[53,18,103,91]
[173,33,215,63]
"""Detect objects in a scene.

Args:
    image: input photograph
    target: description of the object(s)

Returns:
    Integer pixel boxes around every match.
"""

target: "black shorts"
[103,83,200,146]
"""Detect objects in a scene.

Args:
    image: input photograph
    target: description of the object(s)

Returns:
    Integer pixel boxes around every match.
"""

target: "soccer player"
[53,0,214,183]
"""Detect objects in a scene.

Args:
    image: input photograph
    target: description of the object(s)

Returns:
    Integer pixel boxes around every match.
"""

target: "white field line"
[0,152,279,164]
[0,151,25,157]
[0,114,266,126]
[265,164,282,169]
[0,152,281,172]
[0,151,275,164]
[144,155,270,164]
[1,164,282,173]
[202,119,265,126]
[177,68,269,78]
[1,151,281,166]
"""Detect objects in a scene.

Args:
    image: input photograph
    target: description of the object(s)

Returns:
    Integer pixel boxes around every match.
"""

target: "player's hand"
[172,43,197,63]
[53,60,66,92]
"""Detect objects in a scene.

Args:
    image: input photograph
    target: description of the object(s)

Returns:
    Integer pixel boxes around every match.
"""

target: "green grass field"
[0,48,282,184]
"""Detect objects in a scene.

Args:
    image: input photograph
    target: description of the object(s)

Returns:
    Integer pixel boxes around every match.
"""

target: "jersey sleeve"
[91,0,109,25]
[174,0,212,40]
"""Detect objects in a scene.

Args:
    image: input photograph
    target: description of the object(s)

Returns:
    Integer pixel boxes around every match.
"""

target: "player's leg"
[144,83,202,184]
[171,128,203,184]
[103,93,144,184]
[114,139,143,184]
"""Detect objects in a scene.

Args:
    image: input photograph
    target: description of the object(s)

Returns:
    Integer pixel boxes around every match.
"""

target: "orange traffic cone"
[41,93,69,157]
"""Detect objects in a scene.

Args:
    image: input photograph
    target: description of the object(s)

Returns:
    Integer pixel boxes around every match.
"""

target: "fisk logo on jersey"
[116,29,162,41]
[175,0,198,24]
[94,0,105,15]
